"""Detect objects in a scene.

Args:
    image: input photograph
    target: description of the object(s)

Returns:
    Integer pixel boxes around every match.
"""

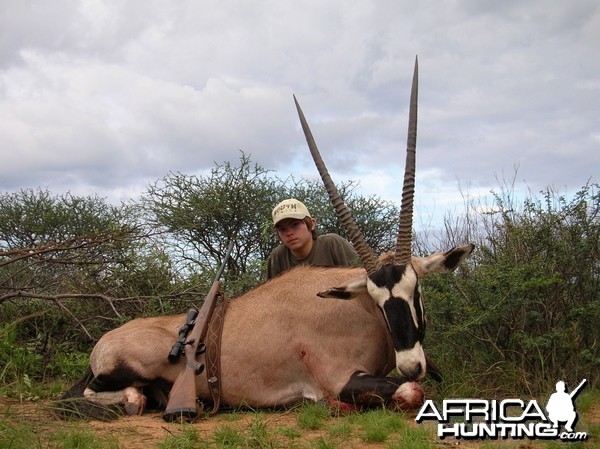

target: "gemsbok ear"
[413,244,475,277]
[317,276,368,299]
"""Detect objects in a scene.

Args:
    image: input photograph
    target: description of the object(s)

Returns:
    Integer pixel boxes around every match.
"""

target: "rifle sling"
[205,293,229,415]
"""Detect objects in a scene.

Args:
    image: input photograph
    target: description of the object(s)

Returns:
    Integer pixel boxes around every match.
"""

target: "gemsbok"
[57,57,474,420]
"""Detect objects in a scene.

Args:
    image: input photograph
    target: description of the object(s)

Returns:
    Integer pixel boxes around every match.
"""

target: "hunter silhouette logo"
[416,379,589,441]
[546,379,586,433]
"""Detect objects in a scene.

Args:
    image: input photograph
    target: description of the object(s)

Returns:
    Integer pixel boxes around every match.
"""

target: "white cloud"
[0,0,597,214]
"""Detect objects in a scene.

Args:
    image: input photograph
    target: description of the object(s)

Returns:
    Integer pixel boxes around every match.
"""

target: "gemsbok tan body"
[58,58,474,419]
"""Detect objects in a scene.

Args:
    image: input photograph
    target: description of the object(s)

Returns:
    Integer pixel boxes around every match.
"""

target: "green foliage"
[246,414,273,448]
[0,419,43,449]
[278,425,301,440]
[309,436,338,449]
[157,426,208,449]
[143,153,282,280]
[424,182,599,394]
[213,424,244,448]
[0,316,88,400]
[0,189,118,246]
[0,189,194,387]
[296,402,331,430]
[0,189,138,294]
[50,428,120,449]
[0,321,44,399]
[349,408,405,443]
[326,421,353,438]
[0,419,122,449]
[387,426,437,449]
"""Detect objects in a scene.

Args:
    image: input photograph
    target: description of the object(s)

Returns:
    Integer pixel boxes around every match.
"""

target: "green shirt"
[267,233,360,279]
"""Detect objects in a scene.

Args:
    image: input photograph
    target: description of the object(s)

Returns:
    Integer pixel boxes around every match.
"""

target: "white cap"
[272,198,311,225]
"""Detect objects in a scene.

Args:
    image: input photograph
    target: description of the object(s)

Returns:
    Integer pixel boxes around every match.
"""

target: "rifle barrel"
[214,241,234,281]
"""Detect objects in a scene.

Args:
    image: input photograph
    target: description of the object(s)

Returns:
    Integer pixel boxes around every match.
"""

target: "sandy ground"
[1,396,598,448]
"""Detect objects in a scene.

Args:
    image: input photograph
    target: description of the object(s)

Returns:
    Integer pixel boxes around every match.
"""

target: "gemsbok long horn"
[293,95,379,275]
[395,56,418,264]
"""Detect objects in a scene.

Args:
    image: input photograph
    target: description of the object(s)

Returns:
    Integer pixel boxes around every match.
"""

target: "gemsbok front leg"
[337,372,424,410]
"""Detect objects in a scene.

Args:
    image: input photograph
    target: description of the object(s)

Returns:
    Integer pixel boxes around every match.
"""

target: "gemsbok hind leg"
[83,385,147,415]
[53,367,133,420]
[83,368,148,415]
[337,372,424,410]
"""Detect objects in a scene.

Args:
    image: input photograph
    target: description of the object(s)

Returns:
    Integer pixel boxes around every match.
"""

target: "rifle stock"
[163,280,222,421]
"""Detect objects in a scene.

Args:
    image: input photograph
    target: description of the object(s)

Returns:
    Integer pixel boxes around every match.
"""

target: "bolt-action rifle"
[163,241,233,422]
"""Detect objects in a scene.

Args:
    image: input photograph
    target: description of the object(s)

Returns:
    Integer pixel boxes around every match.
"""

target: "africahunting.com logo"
[416,379,589,441]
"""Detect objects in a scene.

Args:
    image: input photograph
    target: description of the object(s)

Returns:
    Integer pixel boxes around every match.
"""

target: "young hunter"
[267,198,359,279]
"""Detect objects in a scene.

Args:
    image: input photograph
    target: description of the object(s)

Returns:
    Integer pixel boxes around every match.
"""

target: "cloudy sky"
[1,0,598,228]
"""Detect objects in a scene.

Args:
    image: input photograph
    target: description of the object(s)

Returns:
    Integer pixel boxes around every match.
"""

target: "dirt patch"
[1,396,597,448]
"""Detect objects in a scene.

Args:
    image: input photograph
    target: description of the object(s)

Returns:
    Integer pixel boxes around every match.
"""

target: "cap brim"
[273,214,308,226]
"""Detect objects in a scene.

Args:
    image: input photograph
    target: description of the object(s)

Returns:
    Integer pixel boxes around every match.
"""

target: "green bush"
[0,321,44,398]
[424,183,599,395]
